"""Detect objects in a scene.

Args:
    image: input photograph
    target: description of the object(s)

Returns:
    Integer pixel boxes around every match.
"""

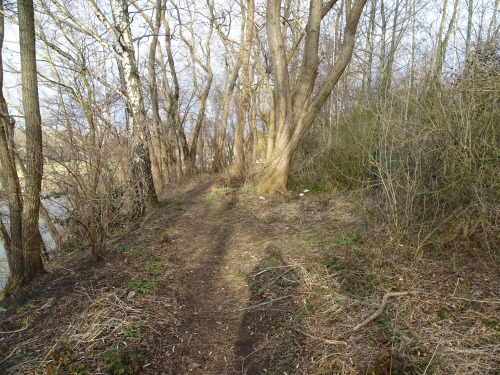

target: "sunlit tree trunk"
[108,0,158,215]
[148,0,166,195]
[256,0,367,193]
[212,57,241,172]
[249,93,259,167]
[18,0,45,280]
[232,0,254,178]
[0,0,25,297]
[465,0,473,59]
[173,0,214,172]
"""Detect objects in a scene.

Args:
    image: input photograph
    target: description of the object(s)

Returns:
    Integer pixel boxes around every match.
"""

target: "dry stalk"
[451,296,500,304]
[289,325,348,346]
[352,291,418,331]
[239,295,294,311]
[422,340,441,375]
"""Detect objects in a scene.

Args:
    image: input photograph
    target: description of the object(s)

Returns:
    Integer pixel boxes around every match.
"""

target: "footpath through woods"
[0,178,499,374]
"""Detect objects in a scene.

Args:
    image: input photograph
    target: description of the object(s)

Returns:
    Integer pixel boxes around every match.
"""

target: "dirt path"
[159,182,279,374]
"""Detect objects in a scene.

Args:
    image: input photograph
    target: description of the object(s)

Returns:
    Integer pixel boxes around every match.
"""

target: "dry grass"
[246,192,499,374]
[1,183,498,374]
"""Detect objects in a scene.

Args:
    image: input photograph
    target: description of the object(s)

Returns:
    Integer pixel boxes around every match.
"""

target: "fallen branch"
[290,326,348,346]
[0,323,29,334]
[353,291,418,331]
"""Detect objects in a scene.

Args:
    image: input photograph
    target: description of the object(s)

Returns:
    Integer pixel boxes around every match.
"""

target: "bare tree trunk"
[107,0,158,215]
[380,0,403,100]
[0,0,25,296]
[249,94,259,167]
[433,0,459,86]
[149,0,166,195]
[174,1,214,172]
[487,0,499,42]
[265,77,276,159]
[360,0,376,101]
[256,0,367,193]
[213,57,242,172]
[465,0,473,59]
[405,0,415,119]
[18,0,45,280]
[232,0,254,178]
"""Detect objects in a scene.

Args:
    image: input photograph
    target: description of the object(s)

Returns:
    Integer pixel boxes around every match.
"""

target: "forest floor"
[0,176,499,375]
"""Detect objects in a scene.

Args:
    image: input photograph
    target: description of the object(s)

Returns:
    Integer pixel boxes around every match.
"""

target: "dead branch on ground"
[352,291,418,331]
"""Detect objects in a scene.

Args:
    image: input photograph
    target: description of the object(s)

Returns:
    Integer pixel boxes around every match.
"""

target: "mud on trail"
[1,178,499,374]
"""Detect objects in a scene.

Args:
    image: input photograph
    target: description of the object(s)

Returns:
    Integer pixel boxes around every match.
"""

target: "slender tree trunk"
[179,3,214,172]
[232,0,254,178]
[360,0,376,101]
[0,0,25,296]
[487,0,499,42]
[380,0,402,100]
[109,0,158,215]
[405,0,415,119]
[265,77,276,159]
[149,0,165,195]
[249,94,259,166]
[213,57,242,172]
[188,76,212,170]
[433,0,459,86]
[465,0,473,59]
[18,0,45,279]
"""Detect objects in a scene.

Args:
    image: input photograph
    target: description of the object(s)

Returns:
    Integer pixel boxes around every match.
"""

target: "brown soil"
[0,178,499,374]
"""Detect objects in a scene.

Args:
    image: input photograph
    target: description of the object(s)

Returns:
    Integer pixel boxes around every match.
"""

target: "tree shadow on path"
[233,248,301,375]
[166,185,242,374]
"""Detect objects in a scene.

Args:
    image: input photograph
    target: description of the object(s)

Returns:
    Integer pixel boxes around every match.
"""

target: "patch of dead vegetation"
[0,180,498,374]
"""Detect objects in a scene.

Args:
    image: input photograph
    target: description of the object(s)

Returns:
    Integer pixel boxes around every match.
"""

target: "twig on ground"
[352,291,418,331]
[423,340,441,375]
[238,295,294,311]
[0,345,19,364]
[451,296,500,304]
[250,269,294,299]
[289,326,348,346]
[250,265,292,278]
[0,323,29,334]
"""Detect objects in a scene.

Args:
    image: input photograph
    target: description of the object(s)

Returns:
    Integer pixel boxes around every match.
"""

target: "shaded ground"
[0,177,499,374]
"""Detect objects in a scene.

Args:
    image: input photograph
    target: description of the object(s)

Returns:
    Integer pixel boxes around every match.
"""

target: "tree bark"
[18,0,45,279]
[256,0,367,193]
[107,0,158,215]
[0,0,26,296]
[232,0,255,178]
[213,56,242,172]
[149,0,166,195]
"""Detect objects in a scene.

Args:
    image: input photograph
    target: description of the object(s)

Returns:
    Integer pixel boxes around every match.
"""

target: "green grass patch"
[129,280,156,293]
